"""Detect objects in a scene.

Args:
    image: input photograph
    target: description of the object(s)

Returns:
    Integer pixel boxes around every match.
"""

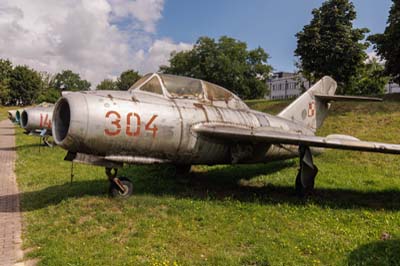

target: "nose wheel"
[106,168,133,198]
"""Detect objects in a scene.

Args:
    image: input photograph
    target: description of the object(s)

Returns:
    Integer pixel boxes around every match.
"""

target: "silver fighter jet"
[21,104,54,146]
[51,73,400,197]
[7,109,18,122]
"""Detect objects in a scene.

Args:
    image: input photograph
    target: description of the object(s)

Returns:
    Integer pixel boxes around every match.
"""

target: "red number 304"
[105,111,158,138]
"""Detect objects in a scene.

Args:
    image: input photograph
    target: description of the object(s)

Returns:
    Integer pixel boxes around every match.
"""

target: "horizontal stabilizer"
[314,94,382,102]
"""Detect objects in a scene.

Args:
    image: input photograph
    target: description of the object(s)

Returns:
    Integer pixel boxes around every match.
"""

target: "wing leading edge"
[193,124,400,155]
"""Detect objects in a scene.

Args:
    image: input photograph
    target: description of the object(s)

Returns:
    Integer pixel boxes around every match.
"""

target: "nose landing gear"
[106,168,133,198]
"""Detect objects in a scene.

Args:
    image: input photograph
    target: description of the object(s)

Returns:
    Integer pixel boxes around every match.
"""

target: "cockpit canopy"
[129,73,248,110]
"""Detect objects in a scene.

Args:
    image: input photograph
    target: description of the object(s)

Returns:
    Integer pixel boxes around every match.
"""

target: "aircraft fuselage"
[53,90,315,167]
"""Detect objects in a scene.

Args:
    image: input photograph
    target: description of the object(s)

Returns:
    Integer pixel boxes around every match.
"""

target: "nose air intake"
[21,110,28,128]
[53,98,71,144]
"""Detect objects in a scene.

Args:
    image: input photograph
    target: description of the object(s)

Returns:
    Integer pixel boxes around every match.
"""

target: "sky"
[0,0,393,88]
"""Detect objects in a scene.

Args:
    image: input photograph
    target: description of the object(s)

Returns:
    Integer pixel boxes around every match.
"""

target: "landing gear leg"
[295,146,318,197]
[42,136,54,147]
[106,167,133,198]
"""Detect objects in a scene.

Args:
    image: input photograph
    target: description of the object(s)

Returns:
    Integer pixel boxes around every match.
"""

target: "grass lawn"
[15,100,400,266]
[0,105,19,121]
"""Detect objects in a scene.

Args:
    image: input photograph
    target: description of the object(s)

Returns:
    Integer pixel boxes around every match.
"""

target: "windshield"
[128,73,152,91]
[203,81,234,102]
[160,74,203,99]
[139,76,163,95]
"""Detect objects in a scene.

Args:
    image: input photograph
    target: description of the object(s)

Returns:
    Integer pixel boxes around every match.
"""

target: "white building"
[266,72,311,100]
[386,82,400,94]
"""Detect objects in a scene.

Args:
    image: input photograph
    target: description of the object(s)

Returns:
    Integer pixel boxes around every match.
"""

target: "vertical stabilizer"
[277,76,337,132]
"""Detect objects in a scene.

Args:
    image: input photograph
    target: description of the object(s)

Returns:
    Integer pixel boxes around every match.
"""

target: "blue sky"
[157,0,392,72]
[0,0,392,87]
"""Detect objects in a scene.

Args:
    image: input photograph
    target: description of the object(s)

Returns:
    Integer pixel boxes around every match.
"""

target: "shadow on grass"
[348,239,400,266]
[0,143,52,151]
[4,161,400,212]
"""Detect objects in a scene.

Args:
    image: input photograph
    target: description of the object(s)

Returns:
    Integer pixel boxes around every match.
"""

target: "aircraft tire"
[295,172,314,197]
[175,164,192,177]
[109,177,133,198]
[295,172,305,197]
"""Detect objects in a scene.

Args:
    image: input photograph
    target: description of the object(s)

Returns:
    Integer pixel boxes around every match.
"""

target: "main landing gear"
[106,167,133,198]
[295,146,318,197]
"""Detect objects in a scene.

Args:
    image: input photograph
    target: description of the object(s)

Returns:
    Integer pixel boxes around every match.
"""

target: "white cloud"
[366,51,385,64]
[0,0,192,88]
[109,0,164,33]
[141,39,193,73]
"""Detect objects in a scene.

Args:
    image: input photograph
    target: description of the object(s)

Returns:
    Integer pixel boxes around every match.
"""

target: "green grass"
[15,100,400,266]
[0,105,19,121]
[245,99,291,115]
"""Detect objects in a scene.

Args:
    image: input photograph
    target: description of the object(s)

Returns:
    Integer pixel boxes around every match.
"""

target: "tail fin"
[277,76,337,132]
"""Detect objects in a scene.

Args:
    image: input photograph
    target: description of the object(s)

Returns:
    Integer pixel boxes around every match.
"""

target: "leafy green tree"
[0,59,12,80]
[349,58,389,96]
[116,70,141,91]
[0,82,11,105]
[52,70,91,91]
[0,59,13,105]
[295,0,369,93]
[368,0,400,84]
[160,36,272,99]
[97,79,117,90]
[36,72,60,103]
[9,65,42,105]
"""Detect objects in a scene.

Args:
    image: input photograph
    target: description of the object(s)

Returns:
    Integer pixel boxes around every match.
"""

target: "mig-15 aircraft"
[8,103,55,146]
[51,73,400,197]
[20,103,54,146]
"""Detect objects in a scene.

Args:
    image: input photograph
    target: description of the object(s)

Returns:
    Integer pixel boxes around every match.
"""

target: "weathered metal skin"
[51,73,400,198]
[7,110,17,122]
[52,73,315,166]
[21,105,54,132]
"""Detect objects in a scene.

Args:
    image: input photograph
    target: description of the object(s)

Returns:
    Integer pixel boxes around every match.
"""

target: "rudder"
[277,76,337,132]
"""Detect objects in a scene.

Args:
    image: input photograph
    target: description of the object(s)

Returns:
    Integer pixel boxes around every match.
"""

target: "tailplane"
[277,76,337,132]
[277,76,382,132]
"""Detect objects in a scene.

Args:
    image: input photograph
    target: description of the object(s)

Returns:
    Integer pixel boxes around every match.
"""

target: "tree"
[0,82,11,105]
[97,79,117,90]
[116,70,141,90]
[295,0,369,93]
[9,65,42,105]
[36,72,60,103]
[160,36,272,99]
[0,59,13,105]
[368,0,400,84]
[52,70,91,91]
[349,58,389,96]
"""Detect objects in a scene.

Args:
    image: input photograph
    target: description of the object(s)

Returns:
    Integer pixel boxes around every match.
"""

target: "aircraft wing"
[193,124,400,155]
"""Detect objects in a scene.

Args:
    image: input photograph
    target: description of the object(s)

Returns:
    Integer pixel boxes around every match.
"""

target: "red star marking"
[308,101,315,117]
